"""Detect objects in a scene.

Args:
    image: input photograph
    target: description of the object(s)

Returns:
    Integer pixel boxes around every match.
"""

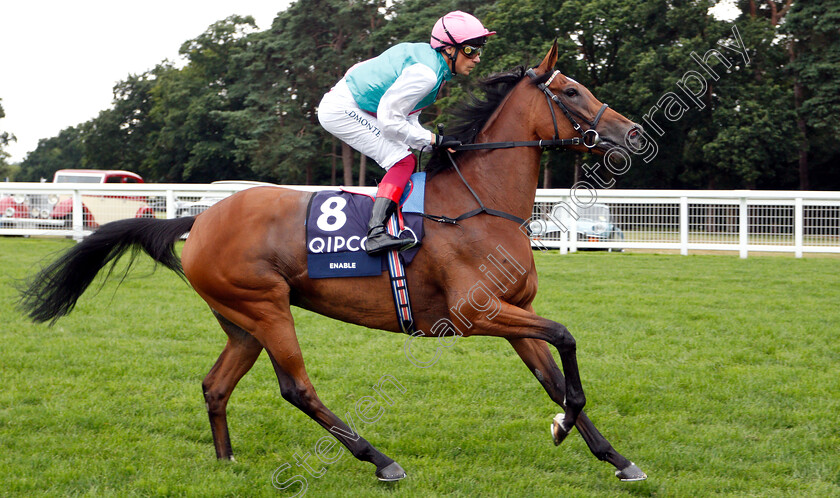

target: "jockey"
[317,11,496,256]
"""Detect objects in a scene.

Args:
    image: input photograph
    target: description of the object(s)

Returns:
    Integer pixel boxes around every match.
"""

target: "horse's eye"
[565,89,578,97]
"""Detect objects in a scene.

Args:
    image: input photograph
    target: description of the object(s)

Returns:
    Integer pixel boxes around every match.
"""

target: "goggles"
[460,44,482,59]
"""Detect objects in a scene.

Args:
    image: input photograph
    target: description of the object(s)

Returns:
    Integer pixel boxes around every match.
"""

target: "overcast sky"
[0,1,290,163]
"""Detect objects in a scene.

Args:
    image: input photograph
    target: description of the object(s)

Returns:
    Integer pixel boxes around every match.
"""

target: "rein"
[423,69,609,231]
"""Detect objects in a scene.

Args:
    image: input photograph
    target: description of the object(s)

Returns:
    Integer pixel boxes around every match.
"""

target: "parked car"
[53,169,156,228]
[174,193,228,218]
[0,191,64,229]
[174,181,277,217]
[0,169,154,230]
[53,169,144,185]
[530,202,624,250]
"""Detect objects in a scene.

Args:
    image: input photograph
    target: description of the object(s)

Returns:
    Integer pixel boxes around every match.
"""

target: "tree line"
[0,98,16,181]
[3,0,838,190]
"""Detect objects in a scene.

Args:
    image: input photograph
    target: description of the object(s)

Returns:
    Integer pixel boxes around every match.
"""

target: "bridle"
[526,68,609,149]
[423,68,611,231]
[451,68,609,152]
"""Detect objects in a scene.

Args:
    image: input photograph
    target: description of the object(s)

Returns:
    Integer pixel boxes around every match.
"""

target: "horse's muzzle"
[624,125,645,152]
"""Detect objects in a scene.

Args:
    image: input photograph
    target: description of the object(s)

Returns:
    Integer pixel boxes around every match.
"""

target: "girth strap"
[385,214,414,334]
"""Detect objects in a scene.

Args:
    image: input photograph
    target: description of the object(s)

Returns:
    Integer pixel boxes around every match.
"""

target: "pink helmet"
[430,11,496,49]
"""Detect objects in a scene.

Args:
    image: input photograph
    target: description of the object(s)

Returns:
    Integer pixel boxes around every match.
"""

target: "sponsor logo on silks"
[345,110,381,137]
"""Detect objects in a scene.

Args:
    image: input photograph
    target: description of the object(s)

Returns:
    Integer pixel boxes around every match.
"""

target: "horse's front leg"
[507,337,647,481]
[455,300,585,441]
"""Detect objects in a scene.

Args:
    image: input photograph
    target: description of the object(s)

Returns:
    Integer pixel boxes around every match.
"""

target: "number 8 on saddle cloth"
[305,173,426,279]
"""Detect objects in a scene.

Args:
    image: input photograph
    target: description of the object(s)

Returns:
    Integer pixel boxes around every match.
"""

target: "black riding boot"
[364,197,414,256]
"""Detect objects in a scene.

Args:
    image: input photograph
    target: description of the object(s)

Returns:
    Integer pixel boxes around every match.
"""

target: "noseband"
[525,68,608,149]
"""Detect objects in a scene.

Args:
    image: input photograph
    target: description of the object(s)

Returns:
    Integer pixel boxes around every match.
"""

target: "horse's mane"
[424,66,552,177]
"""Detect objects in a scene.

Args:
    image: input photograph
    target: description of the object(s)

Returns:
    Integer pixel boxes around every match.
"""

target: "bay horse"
[20,42,647,482]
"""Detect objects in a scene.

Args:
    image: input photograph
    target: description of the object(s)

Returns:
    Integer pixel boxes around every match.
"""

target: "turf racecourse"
[1,237,838,497]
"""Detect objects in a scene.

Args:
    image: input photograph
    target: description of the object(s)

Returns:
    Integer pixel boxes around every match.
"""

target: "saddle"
[305,173,427,333]
[305,173,425,278]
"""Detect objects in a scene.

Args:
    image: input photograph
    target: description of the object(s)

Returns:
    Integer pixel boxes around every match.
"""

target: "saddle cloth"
[306,173,426,279]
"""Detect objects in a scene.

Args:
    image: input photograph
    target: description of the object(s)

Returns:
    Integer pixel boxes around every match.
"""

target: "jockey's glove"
[434,134,462,149]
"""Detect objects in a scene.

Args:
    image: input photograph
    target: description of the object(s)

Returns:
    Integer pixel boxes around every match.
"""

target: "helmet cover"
[430,11,496,49]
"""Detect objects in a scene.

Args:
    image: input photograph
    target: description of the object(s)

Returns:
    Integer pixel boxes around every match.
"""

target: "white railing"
[0,182,318,241]
[530,189,840,258]
[2,183,839,257]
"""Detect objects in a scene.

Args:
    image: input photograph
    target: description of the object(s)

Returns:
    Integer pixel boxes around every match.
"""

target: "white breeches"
[318,79,419,171]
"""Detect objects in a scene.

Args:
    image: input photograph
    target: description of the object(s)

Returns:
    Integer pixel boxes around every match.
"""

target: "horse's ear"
[535,39,559,74]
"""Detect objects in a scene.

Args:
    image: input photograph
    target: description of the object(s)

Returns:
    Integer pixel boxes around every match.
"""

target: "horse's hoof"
[550,412,573,446]
[376,461,406,482]
[615,462,647,481]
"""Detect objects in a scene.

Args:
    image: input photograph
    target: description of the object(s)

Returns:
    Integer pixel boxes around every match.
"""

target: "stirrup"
[397,226,419,250]
[364,231,415,256]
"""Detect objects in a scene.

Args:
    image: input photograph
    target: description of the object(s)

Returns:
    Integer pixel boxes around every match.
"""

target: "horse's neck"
[456,148,542,220]
[456,92,543,221]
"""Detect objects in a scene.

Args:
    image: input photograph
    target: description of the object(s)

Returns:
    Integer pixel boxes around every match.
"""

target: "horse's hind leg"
[254,303,406,481]
[508,337,647,481]
[202,310,263,460]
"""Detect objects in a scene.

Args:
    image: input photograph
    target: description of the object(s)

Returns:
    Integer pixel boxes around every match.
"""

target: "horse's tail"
[19,216,196,324]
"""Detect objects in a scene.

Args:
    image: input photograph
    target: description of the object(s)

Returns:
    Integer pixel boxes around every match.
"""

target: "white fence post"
[559,228,569,255]
[739,196,748,259]
[559,195,570,255]
[680,196,688,256]
[72,188,84,241]
[166,189,176,220]
[794,197,804,258]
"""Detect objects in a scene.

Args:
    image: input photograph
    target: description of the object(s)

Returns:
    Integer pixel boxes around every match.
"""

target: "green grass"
[1,238,839,497]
